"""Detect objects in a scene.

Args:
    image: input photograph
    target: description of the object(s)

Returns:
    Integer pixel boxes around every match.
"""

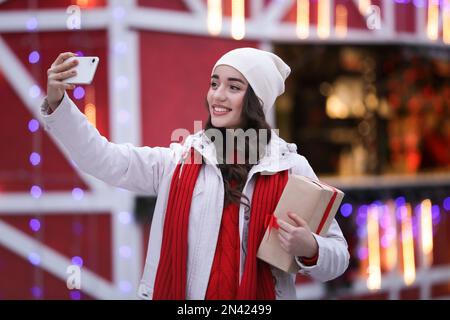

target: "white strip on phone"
[63,56,99,84]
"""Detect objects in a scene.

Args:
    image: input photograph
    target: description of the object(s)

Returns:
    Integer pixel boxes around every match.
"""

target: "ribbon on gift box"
[264,214,279,237]
[263,180,339,237]
[315,186,338,234]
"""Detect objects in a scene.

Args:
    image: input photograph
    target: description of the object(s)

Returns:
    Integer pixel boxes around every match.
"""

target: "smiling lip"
[212,105,232,116]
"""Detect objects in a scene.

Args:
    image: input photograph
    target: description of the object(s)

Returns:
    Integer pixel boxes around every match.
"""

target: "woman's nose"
[213,85,226,101]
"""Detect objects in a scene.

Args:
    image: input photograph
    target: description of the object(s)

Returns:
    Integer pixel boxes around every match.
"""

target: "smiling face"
[207,65,249,129]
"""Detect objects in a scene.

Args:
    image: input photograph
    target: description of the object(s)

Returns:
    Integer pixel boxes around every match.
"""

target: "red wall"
[0,30,112,299]
[0,31,110,192]
[139,31,258,147]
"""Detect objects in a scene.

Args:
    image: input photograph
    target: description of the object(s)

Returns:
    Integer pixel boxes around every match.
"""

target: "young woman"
[42,48,349,300]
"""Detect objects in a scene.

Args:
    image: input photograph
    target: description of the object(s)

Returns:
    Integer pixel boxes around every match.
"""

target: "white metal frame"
[0,0,448,300]
[0,1,447,46]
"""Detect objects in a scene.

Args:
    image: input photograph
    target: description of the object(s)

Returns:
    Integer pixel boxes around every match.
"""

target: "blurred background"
[0,0,449,300]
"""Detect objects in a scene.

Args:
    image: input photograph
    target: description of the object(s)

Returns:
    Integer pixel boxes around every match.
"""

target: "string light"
[30,185,42,199]
[395,196,406,209]
[71,256,83,267]
[413,0,426,7]
[70,290,81,300]
[28,119,39,133]
[29,219,41,232]
[28,51,40,64]
[444,197,450,211]
[356,204,369,280]
[84,103,96,127]
[367,204,381,290]
[381,201,398,272]
[84,87,97,127]
[413,204,421,239]
[72,222,84,236]
[326,95,349,119]
[420,199,434,267]
[444,0,450,44]
[28,252,41,266]
[76,0,94,8]
[31,286,42,298]
[72,188,84,200]
[27,34,45,299]
[26,17,38,31]
[358,0,371,15]
[317,0,330,39]
[352,196,446,287]
[358,246,368,260]
[231,0,245,40]
[357,225,367,238]
[356,204,368,227]
[431,204,441,225]
[335,4,348,38]
[207,0,222,36]
[296,0,309,39]
[29,152,41,166]
[340,203,352,217]
[427,0,439,41]
[73,86,85,100]
[400,203,416,286]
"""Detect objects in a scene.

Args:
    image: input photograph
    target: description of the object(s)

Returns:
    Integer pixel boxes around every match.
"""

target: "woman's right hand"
[46,52,78,112]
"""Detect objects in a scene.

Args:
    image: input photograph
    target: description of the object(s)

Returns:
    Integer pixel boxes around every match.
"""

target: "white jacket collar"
[183,129,298,173]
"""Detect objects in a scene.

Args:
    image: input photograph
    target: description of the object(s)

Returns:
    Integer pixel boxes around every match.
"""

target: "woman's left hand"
[277,212,318,258]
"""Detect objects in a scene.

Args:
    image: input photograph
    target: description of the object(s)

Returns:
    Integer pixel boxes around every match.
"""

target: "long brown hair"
[204,85,272,209]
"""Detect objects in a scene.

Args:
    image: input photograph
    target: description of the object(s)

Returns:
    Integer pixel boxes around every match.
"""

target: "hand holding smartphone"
[62,56,100,84]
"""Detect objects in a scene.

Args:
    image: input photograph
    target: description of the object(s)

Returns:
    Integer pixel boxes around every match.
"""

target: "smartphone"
[63,56,99,84]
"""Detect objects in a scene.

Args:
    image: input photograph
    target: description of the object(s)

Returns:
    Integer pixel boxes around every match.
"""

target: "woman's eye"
[211,82,217,88]
[231,85,240,90]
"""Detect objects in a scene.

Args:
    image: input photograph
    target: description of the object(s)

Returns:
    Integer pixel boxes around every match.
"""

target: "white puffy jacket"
[40,93,350,300]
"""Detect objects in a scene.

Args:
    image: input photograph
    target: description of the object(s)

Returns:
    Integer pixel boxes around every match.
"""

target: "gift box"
[257,175,345,273]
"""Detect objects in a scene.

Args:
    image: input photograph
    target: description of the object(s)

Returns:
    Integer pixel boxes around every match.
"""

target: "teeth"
[214,106,230,112]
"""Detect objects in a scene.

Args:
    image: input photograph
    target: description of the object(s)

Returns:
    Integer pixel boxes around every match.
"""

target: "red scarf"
[153,148,288,300]
[205,194,240,299]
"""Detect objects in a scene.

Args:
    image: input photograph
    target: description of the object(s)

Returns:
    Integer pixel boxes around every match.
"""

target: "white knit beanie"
[212,47,291,116]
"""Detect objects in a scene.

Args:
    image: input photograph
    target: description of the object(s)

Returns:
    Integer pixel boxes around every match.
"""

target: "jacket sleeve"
[291,155,350,282]
[39,93,179,196]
